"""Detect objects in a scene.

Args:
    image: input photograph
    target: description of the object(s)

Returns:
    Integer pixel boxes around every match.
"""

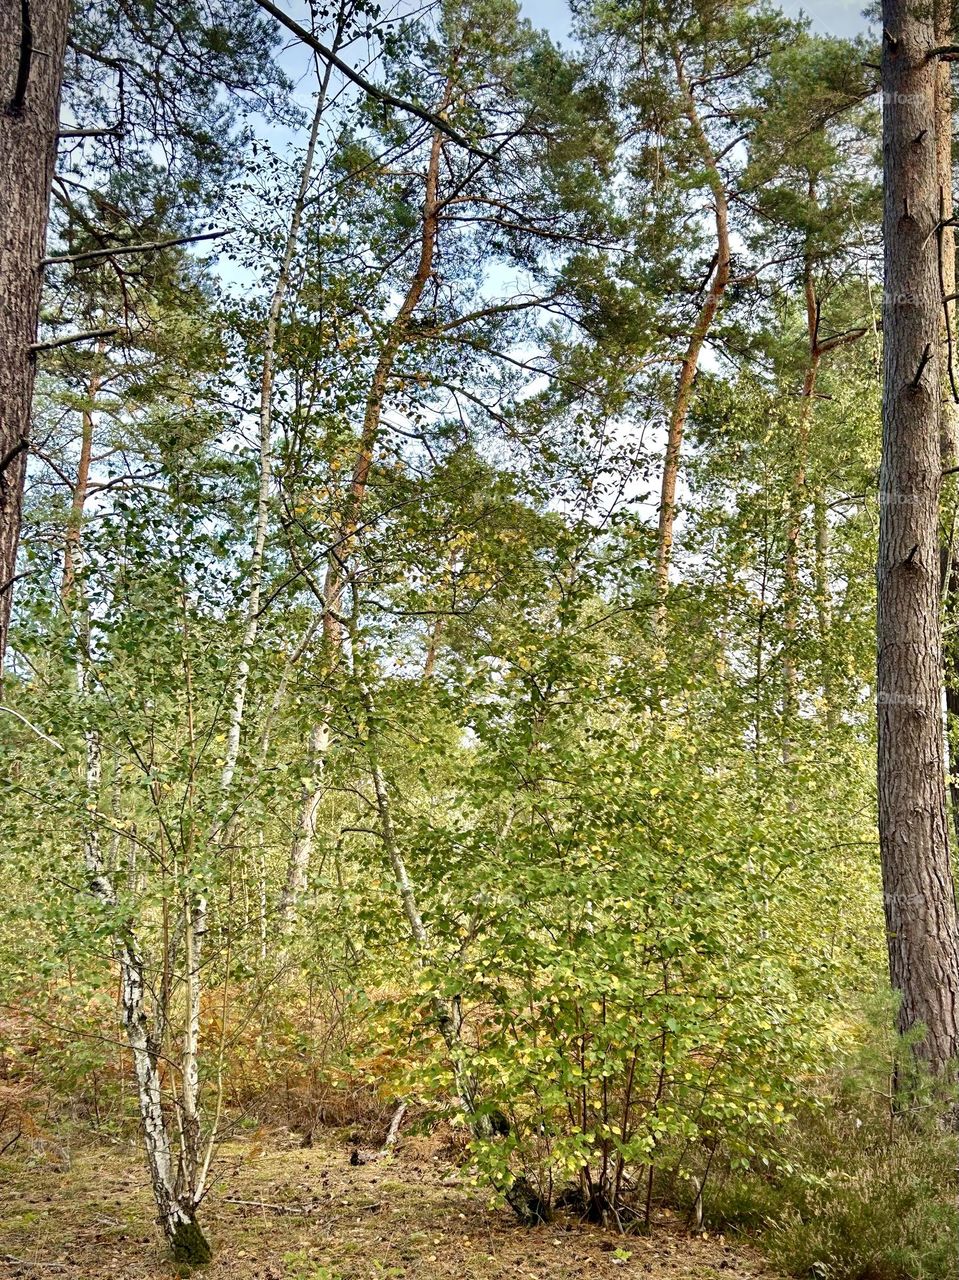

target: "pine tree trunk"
[653,50,730,621]
[934,0,959,857]
[0,0,69,669]
[61,360,101,602]
[878,0,959,1072]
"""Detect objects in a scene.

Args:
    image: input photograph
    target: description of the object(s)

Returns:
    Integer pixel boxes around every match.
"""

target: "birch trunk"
[79,677,211,1261]
[277,719,329,929]
[219,70,333,792]
[0,0,70,668]
[878,0,959,1072]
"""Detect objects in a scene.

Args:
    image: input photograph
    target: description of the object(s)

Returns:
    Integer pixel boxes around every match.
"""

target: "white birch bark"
[219,75,333,792]
[79,693,208,1256]
[278,719,330,928]
[336,609,489,1132]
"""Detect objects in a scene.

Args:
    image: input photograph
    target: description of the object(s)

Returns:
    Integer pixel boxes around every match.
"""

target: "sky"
[517,0,870,41]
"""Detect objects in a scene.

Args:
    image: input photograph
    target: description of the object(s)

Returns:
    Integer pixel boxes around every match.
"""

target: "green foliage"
[688,1009,959,1280]
[0,0,949,1275]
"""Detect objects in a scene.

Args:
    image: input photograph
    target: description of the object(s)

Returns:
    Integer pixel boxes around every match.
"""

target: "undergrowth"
[681,1018,959,1280]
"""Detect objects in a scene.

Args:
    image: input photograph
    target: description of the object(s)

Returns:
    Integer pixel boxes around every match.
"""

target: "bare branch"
[0,705,64,751]
[41,229,228,268]
[30,326,119,353]
[252,0,490,157]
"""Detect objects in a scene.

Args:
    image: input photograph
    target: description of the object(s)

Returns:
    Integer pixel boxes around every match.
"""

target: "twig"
[0,1257,71,1272]
[0,705,65,750]
[222,1198,313,1215]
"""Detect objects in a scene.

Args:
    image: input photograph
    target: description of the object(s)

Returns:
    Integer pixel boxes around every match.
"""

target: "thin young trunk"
[79,675,210,1261]
[277,719,329,929]
[219,69,333,790]
[878,0,959,1072]
[782,353,819,738]
[784,218,867,744]
[178,894,201,1199]
[61,358,102,603]
[364,696,484,1122]
[653,50,731,621]
[812,486,836,727]
[338,599,487,1125]
[783,227,822,739]
[0,0,70,669]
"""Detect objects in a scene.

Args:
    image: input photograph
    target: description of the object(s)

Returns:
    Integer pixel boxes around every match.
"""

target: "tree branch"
[0,705,64,751]
[7,0,33,115]
[30,326,119,353]
[41,229,228,267]
[58,125,122,139]
[252,0,490,157]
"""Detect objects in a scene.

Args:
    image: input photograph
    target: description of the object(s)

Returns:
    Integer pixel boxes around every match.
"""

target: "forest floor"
[0,1127,783,1280]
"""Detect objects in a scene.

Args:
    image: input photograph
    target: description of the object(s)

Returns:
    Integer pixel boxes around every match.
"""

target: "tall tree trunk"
[61,357,102,603]
[934,1,959,856]
[878,0,959,1073]
[0,0,70,670]
[784,219,866,744]
[219,57,335,791]
[782,318,819,738]
[279,110,448,924]
[321,117,445,639]
[653,50,731,622]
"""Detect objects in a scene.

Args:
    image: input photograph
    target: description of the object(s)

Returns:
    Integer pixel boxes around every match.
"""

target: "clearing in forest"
[0,1129,780,1280]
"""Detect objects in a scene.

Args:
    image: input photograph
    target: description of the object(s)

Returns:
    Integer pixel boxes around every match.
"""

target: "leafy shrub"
[689,1009,959,1280]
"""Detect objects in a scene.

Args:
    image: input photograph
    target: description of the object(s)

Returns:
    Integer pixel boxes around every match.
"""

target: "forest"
[0,0,958,1277]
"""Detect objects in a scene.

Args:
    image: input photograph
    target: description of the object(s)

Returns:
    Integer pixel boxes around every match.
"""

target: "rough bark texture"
[0,0,69,669]
[934,2,959,858]
[878,0,959,1072]
[935,0,958,470]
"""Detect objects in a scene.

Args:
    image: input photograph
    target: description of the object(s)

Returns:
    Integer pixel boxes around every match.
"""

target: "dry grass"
[0,1128,784,1280]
